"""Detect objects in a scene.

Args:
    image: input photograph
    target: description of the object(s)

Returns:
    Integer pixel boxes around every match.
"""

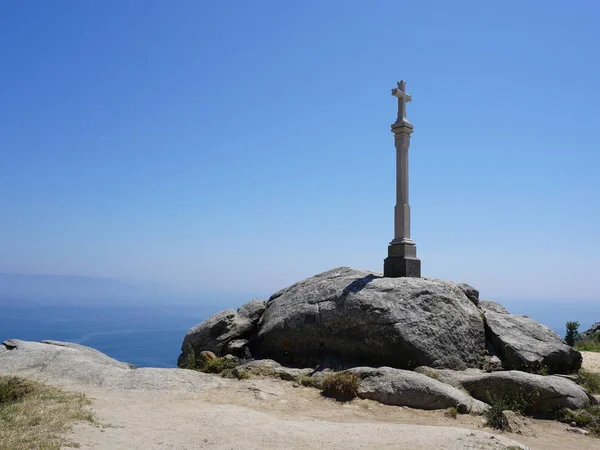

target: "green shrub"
[321,372,359,401]
[198,357,238,374]
[576,369,600,394]
[575,406,600,437]
[445,406,458,419]
[484,398,508,430]
[484,389,538,430]
[565,321,580,347]
[553,405,600,438]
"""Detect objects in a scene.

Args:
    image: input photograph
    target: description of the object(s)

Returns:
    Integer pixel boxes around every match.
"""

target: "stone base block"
[384,244,421,278]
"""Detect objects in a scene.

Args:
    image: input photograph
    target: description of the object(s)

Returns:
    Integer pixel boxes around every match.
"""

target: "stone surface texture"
[0,339,222,392]
[348,366,487,414]
[254,267,485,370]
[484,311,582,373]
[178,300,265,365]
[501,410,535,436]
[178,267,583,376]
[479,300,509,314]
[233,359,313,381]
[418,368,590,414]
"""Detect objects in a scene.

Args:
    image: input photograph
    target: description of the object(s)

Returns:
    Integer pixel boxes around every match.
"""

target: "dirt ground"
[62,375,600,450]
[582,351,600,373]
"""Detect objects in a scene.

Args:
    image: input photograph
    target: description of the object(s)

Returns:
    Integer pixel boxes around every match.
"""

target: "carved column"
[384,81,421,278]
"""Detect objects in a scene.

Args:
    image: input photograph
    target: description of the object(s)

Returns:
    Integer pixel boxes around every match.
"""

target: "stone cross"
[384,80,421,278]
[391,80,412,123]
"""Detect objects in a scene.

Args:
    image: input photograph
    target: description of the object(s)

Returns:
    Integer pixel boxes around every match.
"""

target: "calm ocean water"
[0,303,216,367]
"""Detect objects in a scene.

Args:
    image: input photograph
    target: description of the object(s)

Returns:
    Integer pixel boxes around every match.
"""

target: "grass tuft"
[576,369,600,394]
[321,372,359,401]
[296,375,320,388]
[198,357,238,374]
[0,375,93,450]
[575,333,600,352]
[554,405,600,438]
[484,389,538,430]
[444,406,458,419]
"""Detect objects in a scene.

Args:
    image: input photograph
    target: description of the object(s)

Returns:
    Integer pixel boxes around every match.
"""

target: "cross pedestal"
[383,81,421,278]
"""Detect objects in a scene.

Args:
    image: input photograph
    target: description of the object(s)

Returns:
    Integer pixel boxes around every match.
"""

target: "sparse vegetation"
[198,357,238,374]
[574,333,600,352]
[575,369,600,394]
[296,375,320,388]
[181,346,241,376]
[0,375,94,450]
[445,406,458,419]
[321,372,359,401]
[483,389,538,430]
[554,406,600,438]
[181,344,198,370]
[421,370,440,381]
[565,321,580,347]
[521,361,550,376]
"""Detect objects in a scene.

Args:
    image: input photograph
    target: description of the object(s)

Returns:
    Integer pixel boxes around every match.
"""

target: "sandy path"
[582,351,600,373]
[62,377,600,450]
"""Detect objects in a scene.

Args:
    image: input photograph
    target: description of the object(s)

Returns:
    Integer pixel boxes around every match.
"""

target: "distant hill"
[0,273,258,307]
[0,273,162,305]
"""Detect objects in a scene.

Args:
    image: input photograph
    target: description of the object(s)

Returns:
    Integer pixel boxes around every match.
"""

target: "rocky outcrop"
[1,340,222,392]
[580,322,600,339]
[254,267,485,370]
[178,267,583,376]
[348,366,487,413]
[484,311,582,373]
[417,367,590,414]
[178,300,265,366]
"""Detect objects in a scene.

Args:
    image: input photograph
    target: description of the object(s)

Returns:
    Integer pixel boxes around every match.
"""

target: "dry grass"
[321,372,359,401]
[0,375,95,450]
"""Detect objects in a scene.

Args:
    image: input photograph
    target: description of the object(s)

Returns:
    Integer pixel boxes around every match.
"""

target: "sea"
[0,302,219,368]
[0,299,597,368]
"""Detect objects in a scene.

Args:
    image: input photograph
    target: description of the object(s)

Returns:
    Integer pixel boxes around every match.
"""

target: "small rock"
[501,410,534,436]
[482,355,503,372]
[199,351,216,362]
[566,427,589,435]
[457,283,479,306]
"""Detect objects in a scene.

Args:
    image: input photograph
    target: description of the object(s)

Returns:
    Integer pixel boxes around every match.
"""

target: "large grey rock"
[178,299,266,366]
[484,311,582,373]
[255,267,485,370]
[0,340,221,392]
[348,366,488,414]
[420,368,590,414]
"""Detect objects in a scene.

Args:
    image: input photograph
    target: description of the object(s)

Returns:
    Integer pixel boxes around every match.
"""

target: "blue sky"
[1,1,599,304]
